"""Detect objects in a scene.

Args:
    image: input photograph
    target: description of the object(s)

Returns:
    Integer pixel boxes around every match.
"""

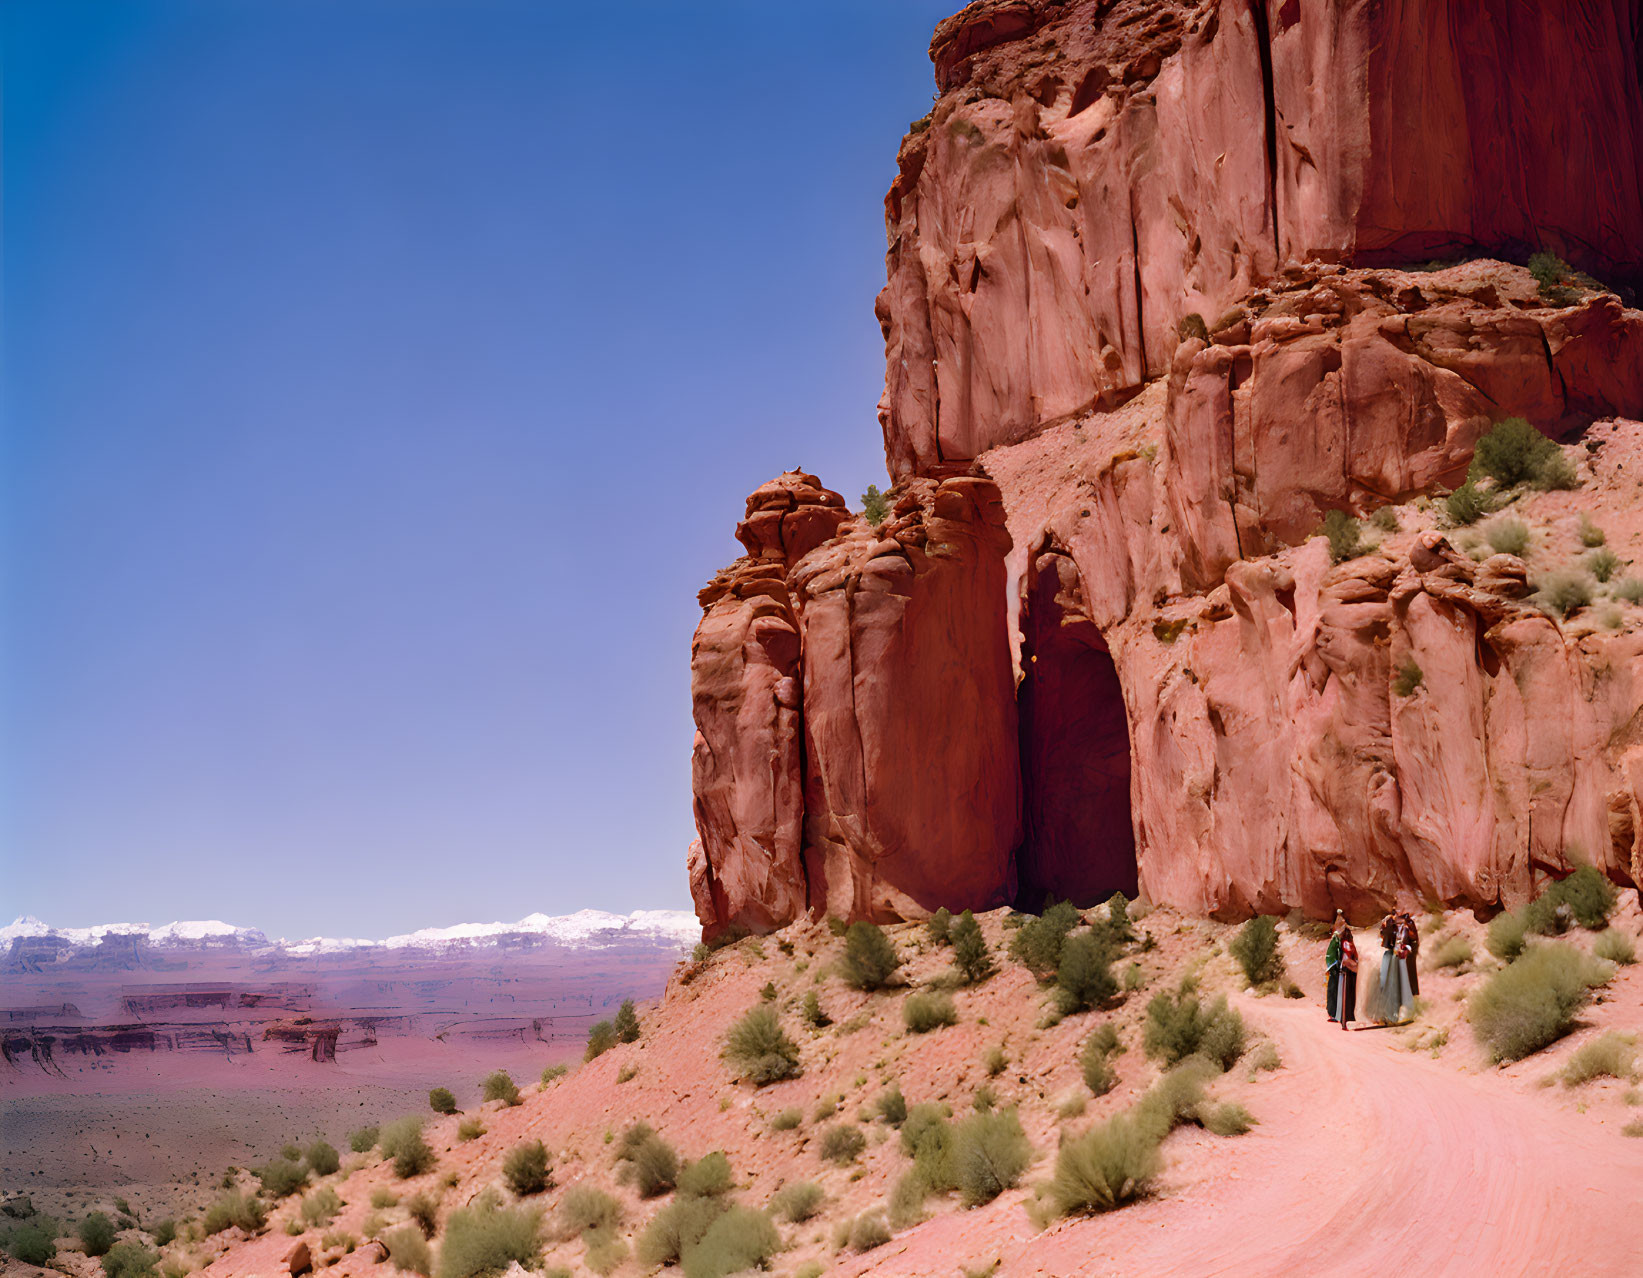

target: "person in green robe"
[1324,912,1346,1022]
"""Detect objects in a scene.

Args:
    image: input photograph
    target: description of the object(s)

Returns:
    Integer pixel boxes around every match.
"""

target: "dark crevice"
[1130,188,1147,373]
[1250,0,1282,267]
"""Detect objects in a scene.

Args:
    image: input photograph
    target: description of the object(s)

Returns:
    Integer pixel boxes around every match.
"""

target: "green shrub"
[502,1141,551,1196]
[951,1109,1031,1207]
[1484,517,1530,556]
[1487,909,1529,961]
[861,484,892,527]
[1142,979,1246,1070]
[1081,1025,1123,1096]
[1200,1102,1255,1136]
[5,1219,58,1265]
[149,1220,176,1248]
[582,1225,627,1276]
[1588,548,1621,582]
[759,981,778,1002]
[481,1071,520,1106]
[1470,943,1611,1061]
[435,1195,543,1278]
[383,1225,432,1275]
[846,1212,891,1252]
[202,1192,265,1236]
[1595,929,1637,965]
[926,908,952,944]
[255,1160,307,1199]
[615,1125,679,1198]
[1540,570,1593,617]
[1560,1032,1637,1086]
[613,999,640,1043]
[1392,658,1424,697]
[349,1126,380,1154]
[1616,578,1643,603]
[429,1088,458,1116]
[1228,916,1285,987]
[1321,509,1362,563]
[770,1108,802,1131]
[280,1144,302,1162]
[100,1242,159,1278]
[1447,481,1494,525]
[1049,1112,1161,1215]
[875,1083,907,1126]
[554,1185,622,1241]
[405,1192,440,1238]
[681,1204,780,1278]
[769,1180,824,1223]
[370,1188,399,1209]
[950,910,997,985]
[457,1117,485,1142]
[1009,902,1082,979]
[299,1187,342,1227]
[900,1104,956,1192]
[1577,514,1606,546]
[303,1140,339,1177]
[819,1123,866,1165]
[585,1020,617,1060]
[1536,450,1580,491]
[983,1044,1008,1077]
[840,921,902,990]
[1528,251,1571,293]
[1132,1059,1217,1141]
[722,1004,802,1084]
[540,1063,568,1087]
[801,990,831,1028]
[380,1117,437,1179]
[904,992,958,1033]
[1369,505,1400,533]
[677,1152,733,1199]
[1550,865,1618,930]
[1054,931,1118,1013]
[1470,417,1560,488]
[1429,934,1473,969]
[636,1196,725,1266]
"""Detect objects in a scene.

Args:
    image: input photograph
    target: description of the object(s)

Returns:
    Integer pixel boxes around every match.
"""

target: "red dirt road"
[848,995,1643,1278]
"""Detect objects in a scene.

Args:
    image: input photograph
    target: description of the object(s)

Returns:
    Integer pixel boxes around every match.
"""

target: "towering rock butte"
[690,0,1643,939]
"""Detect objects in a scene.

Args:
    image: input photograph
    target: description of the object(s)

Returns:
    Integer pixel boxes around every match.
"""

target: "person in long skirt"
[1390,914,1417,1018]
[1400,910,1421,998]
[1365,912,1415,1023]
[1324,912,1346,1021]
[1334,930,1359,1029]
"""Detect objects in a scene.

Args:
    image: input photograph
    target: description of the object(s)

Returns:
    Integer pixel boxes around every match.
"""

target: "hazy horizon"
[2,0,955,937]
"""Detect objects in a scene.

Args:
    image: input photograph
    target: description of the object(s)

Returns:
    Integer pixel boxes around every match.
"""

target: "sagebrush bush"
[457,1117,485,1142]
[1142,980,1246,1070]
[349,1126,380,1154]
[380,1118,436,1179]
[540,1063,568,1087]
[370,1188,399,1210]
[818,1123,866,1165]
[875,1082,907,1126]
[951,1109,1032,1207]
[681,1205,780,1278]
[846,1212,891,1252]
[1429,934,1473,969]
[615,1125,679,1198]
[1132,1059,1217,1142]
[926,908,952,944]
[1540,570,1594,617]
[99,1242,158,1278]
[840,921,902,990]
[1484,517,1530,556]
[1578,514,1607,547]
[722,1004,802,1084]
[636,1197,725,1268]
[280,1143,302,1162]
[405,1192,440,1239]
[1322,509,1362,563]
[1049,1113,1161,1215]
[383,1225,432,1276]
[1589,547,1621,582]
[769,1181,824,1223]
[1470,417,1561,488]
[5,1220,58,1266]
[1229,916,1285,987]
[1487,909,1529,961]
[677,1152,733,1199]
[1470,943,1610,1061]
[770,1108,802,1132]
[900,1104,956,1191]
[1009,901,1082,979]
[255,1160,308,1200]
[950,910,997,985]
[481,1071,520,1106]
[1595,929,1637,965]
[502,1141,551,1196]
[149,1220,176,1248]
[903,992,958,1033]
[429,1088,458,1116]
[1617,578,1643,603]
[1560,1032,1637,1086]
[1447,481,1493,525]
[1200,1102,1255,1136]
[1055,931,1118,1013]
[1392,658,1424,697]
[299,1187,342,1227]
[202,1192,265,1236]
[801,990,831,1028]
[435,1195,542,1278]
[1081,1025,1123,1095]
[554,1184,622,1241]
[613,999,640,1043]
[79,1215,116,1258]
[302,1140,339,1178]
[983,1044,1008,1077]
[1548,865,1618,930]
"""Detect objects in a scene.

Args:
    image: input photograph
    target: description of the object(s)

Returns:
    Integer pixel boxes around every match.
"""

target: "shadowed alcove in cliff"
[1015,545,1136,908]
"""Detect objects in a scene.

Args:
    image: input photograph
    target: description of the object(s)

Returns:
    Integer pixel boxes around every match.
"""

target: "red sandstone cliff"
[690,0,1643,937]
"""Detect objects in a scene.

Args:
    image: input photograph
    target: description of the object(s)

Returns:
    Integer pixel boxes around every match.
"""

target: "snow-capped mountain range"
[1,907,699,955]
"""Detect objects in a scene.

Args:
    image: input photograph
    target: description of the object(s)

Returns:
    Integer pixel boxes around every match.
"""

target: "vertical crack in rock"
[1249,0,1282,264]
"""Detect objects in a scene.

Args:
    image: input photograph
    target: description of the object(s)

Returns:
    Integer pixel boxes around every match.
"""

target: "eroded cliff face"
[690,0,1643,937]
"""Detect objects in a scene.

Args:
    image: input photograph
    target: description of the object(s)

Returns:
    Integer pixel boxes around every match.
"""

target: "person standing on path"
[1331,924,1358,1028]
[1324,912,1346,1022]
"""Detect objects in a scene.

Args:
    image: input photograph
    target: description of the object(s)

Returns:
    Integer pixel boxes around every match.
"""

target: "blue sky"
[1,0,954,938]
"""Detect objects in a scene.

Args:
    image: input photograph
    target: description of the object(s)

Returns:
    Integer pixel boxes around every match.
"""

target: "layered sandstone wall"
[689,0,1643,938]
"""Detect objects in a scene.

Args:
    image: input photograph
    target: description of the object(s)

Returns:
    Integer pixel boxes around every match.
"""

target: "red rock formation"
[880,0,1643,477]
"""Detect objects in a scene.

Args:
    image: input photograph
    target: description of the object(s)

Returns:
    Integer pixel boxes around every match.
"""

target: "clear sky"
[1,0,955,939]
